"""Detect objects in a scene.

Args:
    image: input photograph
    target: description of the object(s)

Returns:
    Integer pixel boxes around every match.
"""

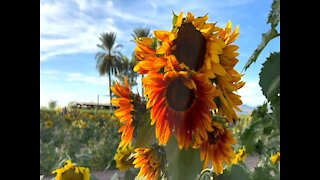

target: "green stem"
[196,168,214,180]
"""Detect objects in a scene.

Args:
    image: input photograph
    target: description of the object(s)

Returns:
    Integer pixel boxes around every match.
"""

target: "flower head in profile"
[114,144,135,171]
[232,147,246,164]
[198,121,236,175]
[52,160,90,180]
[111,77,136,147]
[271,152,280,164]
[133,145,166,180]
[143,70,219,149]
[211,21,244,122]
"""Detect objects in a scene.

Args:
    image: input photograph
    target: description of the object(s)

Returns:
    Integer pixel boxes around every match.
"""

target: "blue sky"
[40,0,280,107]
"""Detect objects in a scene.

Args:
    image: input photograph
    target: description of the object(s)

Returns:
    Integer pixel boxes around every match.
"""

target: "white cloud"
[237,79,266,107]
[66,72,108,86]
[40,0,123,62]
[40,0,259,62]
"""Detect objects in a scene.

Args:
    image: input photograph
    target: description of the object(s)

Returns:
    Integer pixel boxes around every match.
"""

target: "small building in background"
[68,101,118,110]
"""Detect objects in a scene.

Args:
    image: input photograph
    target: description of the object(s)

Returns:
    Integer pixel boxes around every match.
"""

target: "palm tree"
[48,100,57,110]
[116,55,138,87]
[95,32,123,110]
[131,27,152,99]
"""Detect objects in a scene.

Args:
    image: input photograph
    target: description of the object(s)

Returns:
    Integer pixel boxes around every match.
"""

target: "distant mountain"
[237,104,256,115]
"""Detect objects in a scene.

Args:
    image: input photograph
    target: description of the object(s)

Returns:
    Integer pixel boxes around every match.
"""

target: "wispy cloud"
[237,79,266,107]
[40,0,122,62]
[40,0,259,62]
[66,72,108,85]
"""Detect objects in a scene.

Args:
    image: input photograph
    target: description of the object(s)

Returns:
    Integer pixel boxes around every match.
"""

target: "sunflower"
[111,77,135,147]
[52,160,90,180]
[114,144,135,171]
[271,152,280,164]
[212,21,245,122]
[133,12,226,76]
[143,70,218,149]
[133,37,168,74]
[133,145,165,180]
[232,147,246,164]
[214,69,245,122]
[45,120,53,128]
[198,121,236,175]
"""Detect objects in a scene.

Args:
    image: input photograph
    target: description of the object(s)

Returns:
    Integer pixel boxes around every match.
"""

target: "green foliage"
[134,112,156,148]
[172,11,178,27]
[243,0,280,71]
[48,100,57,110]
[259,52,280,102]
[235,0,280,178]
[165,136,202,180]
[243,28,279,71]
[215,165,250,180]
[124,169,139,180]
[238,103,279,155]
[251,167,273,180]
[268,0,280,29]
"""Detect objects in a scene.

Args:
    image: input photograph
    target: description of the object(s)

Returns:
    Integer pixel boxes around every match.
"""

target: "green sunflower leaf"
[172,11,178,27]
[251,167,273,180]
[259,52,280,113]
[165,136,202,180]
[267,0,280,29]
[124,169,138,180]
[215,165,251,180]
[259,52,280,99]
[263,126,273,135]
[238,122,258,154]
[243,28,279,71]
[134,112,156,148]
[269,94,280,126]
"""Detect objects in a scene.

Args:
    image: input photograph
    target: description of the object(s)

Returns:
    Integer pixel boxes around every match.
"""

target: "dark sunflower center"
[166,78,195,111]
[172,23,207,71]
[208,132,220,145]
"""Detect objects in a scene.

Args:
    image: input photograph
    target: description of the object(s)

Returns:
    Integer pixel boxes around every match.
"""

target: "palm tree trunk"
[109,71,113,110]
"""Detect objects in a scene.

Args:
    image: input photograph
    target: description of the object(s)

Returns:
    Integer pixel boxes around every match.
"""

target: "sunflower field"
[40,108,121,177]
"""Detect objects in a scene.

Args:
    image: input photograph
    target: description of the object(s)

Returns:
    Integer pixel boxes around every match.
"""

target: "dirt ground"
[42,155,259,180]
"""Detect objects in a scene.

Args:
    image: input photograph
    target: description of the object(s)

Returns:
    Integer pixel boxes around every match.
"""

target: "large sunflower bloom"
[133,12,226,76]
[133,146,165,180]
[198,121,236,175]
[143,70,218,149]
[111,77,135,146]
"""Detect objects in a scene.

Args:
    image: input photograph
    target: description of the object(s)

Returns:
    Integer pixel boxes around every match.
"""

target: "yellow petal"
[186,12,195,22]
[212,63,227,76]
[156,41,171,54]
[154,30,174,42]
[176,12,183,27]
[193,15,208,29]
